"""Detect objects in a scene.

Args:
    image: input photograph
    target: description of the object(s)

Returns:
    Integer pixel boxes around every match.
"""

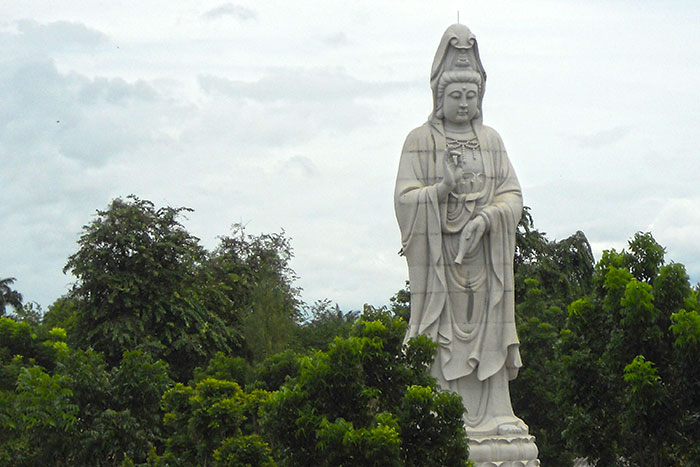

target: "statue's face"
[442,82,479,125]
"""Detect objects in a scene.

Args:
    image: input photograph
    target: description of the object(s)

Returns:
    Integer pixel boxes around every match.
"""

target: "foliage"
[63,196,239,380]
[556,233,700,466]
[510,209,595,466]
[0,365,78,466]
[263,307,470,466]
[213,434,276,467]
[514,207,594,309]
[7,200,700,466]
[510,278,573,466]
[251,349,301,392]
[194,351,250,387]
[511,217,700,466]
[0,317,58,389]
[389,283,411,323]
[156,378,272,466]
[0,277,23,316]
[206,224,301,364]
[41,296,79,343]
[296,299,359,351]
[0,317,173,466]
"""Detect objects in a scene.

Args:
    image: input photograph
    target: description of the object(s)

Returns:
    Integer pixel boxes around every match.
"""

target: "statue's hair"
[435,70,483,120]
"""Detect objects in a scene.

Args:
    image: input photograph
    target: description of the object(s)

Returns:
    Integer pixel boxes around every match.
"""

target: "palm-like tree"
[0,277,23,316]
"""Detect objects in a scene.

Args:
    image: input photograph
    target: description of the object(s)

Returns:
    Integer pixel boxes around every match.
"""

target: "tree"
[514,207,594,310]
[510,278,574,466]
[510,208,595,466]
[557,233,699,465]
[64,196,237,380]
[0,277,23,317]
[156,378,273,466]
[205,224,301,363]
[0,365,78,466]
[1,312,176,467]
[263,307,471,466]
[296,299,359,352]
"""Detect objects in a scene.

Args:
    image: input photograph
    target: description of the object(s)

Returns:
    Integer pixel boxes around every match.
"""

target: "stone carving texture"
[394,24,539,466]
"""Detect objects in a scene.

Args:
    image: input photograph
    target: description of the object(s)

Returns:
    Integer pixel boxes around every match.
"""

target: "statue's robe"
[395,119,524,433]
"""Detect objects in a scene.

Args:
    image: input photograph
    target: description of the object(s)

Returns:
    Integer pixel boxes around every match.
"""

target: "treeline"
[1,198,699,466]
[512,209,700,466]
[0,196,469,466]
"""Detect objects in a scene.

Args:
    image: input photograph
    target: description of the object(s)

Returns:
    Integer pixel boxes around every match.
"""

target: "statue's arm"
[479,129,523,230]
[394,128,444,256]
[394,129,436,207]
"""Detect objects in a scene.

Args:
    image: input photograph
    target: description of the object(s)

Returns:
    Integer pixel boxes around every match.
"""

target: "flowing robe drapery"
[395,120,522,384]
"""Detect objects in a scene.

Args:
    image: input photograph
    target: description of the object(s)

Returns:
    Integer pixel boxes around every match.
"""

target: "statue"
[394,24,539,465]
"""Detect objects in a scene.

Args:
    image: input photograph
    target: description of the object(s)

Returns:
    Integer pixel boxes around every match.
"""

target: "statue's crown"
[452,47,472,69]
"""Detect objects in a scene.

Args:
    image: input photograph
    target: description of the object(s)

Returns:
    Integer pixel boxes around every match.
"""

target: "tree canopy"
[0,277,23,317]
[2,199,699,466]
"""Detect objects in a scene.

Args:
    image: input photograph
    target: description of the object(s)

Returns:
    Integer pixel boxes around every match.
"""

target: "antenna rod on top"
[457,11,460,23]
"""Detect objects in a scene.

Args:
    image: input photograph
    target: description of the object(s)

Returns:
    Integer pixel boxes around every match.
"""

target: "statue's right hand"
[439,152,463,198]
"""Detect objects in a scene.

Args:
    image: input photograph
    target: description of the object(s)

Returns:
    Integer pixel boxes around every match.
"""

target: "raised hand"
[438,151,464,200]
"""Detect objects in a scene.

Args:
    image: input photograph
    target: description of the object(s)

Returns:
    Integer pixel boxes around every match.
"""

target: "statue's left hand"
[455,216,486,263]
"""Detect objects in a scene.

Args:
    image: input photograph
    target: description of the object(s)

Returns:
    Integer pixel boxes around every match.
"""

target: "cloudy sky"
[1,1,699,312]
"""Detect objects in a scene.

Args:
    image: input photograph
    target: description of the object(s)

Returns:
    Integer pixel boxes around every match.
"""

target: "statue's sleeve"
[394,127,447,339]
[475,127,523,380]
[479,129,522,237]
[395,129,438,254]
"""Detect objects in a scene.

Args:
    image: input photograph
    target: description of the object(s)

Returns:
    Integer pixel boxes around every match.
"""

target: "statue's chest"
[447,142,486,195]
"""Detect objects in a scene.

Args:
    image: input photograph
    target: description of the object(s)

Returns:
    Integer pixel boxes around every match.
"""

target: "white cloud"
[1,3,699,311]
[650,197,700,284]
[0,58,164,167]
[198,69,413,103]
[569,126,632,149]
[0,19,108,61]
[201,3,257,21]
[322,32,349,47]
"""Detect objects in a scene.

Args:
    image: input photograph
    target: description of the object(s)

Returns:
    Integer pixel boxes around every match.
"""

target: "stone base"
[468,434,540,467]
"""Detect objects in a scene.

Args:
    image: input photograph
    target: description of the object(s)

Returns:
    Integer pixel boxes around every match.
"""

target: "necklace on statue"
[446,136,480,163]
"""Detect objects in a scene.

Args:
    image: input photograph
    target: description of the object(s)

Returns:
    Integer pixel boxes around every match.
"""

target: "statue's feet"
[497,423,527,436]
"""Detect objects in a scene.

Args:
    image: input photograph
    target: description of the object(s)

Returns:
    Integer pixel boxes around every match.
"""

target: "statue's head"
[430,24,487,125]
[435,70,482,123]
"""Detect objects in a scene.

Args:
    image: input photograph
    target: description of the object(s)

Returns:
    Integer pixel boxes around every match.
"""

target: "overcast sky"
[1,1,699,312]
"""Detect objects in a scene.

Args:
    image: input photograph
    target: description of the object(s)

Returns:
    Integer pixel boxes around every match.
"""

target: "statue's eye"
[449,91,462,98]
[467,91,477,98]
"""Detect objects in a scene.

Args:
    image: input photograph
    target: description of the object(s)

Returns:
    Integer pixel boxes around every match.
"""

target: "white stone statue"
[394,24,538,465]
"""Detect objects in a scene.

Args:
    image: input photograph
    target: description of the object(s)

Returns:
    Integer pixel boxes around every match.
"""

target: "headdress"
[430,24,487,124]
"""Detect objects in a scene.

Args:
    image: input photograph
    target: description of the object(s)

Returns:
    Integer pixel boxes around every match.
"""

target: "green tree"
[251,349,301,392]
[668,293,700,462]
[61,348,173,466]
[205,225,301,363]
[621,355,668,467]
[0,317,58,389]
[263,307,470,466]
[510,208,595,466]
[64,196,237,380]
[511,278,573,466]
[0,277,23,317]
[156,378,272,466]
[1,323,174,467]
[296,299,359,352]
[0,365,78,466]
[514,207,594,310]
[40,296,79,344]
[557,233,699,465]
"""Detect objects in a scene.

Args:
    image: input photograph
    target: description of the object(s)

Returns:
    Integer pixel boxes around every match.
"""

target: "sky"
[1,1,699,312]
